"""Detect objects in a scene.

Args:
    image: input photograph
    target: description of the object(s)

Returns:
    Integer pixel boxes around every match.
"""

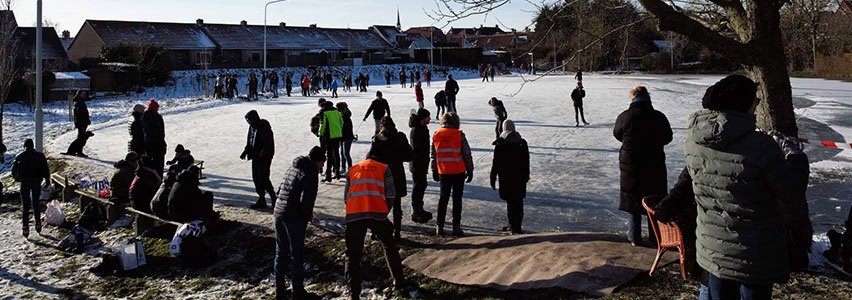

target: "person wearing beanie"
[490,120,530,234]
[685,74,809,298]
[273,146,325,299]
[367,116,413,242]
[488,97,508,140]
[241,110,277,209]
[408,108,433,224]
[128,104,146,155]
[571,82,589,126]
[142,99,167,175]
[166,144,195,173]
[110,151,138,207]
[431,112,474,236]
[614,86,672,246]
[11,139,51,238]
[363,91,391,136]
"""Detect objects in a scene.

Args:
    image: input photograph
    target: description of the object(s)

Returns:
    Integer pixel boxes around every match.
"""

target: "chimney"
[240,20,248,27]
[279,22,286,27]
[309,24,317,28]
[196,18,204,26]
[62,30,70,39]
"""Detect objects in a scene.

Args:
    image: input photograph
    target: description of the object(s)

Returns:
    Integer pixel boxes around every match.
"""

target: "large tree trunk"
[748,61,797,137]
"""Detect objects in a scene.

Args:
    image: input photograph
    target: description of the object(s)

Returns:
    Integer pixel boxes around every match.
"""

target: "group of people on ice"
[389,66,433,88]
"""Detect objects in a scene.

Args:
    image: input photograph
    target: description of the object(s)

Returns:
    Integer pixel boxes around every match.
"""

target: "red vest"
[433,128,466,175]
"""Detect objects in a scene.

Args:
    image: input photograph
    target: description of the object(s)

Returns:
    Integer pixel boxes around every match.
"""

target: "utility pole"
[35,0,44,151]
[264,0,287,70]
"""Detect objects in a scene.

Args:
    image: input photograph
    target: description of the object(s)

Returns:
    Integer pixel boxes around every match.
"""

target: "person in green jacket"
[318,99,344,182]
[684,75,809,300]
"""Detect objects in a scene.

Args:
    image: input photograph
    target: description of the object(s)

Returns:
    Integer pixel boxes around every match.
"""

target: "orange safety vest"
[433,128,466,175]
[345,159,390,222]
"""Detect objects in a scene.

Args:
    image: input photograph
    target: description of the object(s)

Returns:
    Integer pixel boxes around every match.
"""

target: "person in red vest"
[430,112,474,237]
[343,152,407,299]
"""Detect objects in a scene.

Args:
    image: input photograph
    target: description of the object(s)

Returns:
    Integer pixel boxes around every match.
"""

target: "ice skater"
[571,82,589,126]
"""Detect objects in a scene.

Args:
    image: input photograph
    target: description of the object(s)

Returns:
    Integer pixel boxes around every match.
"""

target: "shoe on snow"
[583,122,590,125]
[451,228,464,237]
[22,227,29,238]
[501,225,511,232]
[249,202,268,209]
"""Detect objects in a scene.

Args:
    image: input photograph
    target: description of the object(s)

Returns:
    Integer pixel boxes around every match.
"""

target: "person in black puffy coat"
[367,117,413,242]
[490,120,529,234]
[241,110,276,209]
[128,104,145,155]
[613,86,672,246]
[168,166,216,222]
[142,99,167,175]
[129,155,162,233]
[408,108,433,224]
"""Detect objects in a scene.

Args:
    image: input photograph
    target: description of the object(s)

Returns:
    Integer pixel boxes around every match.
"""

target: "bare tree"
[0,0,19,144]
[432,0,805,136]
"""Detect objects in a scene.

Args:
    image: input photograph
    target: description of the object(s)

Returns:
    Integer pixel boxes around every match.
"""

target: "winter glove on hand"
[466,171,473,183]
[770,131,805,158]
[433,172,440,182]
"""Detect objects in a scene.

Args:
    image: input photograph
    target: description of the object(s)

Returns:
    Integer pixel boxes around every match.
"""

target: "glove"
[769,131,804,158]
[466,171,473,183]
[432,172,440,182]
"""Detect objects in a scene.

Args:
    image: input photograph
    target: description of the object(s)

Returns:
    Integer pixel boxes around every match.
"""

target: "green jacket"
[319,109,343,139]
[684,109,809,284]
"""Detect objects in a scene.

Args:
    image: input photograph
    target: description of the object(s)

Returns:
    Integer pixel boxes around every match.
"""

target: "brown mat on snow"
[403,232,677,296]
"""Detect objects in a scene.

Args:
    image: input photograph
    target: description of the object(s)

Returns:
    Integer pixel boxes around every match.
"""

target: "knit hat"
[132,104,145,114]
[147,99,159,111]
[309,146,326,162]
[702,75,758,112]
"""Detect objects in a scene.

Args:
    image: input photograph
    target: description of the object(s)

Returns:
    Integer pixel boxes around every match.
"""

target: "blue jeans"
[274,212,307,289]
[627,212,656,244]
[702,273,773,300]
[20,178,43,229]
[340,138,353,171]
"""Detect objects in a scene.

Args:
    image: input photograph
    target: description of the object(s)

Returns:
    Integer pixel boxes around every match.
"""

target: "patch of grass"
[54,257,80,277]
[138,287,166,300]
[190,277,218,292]
[98,276,148,298]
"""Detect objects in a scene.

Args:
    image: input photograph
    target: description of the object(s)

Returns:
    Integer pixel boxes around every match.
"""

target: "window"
[251,51,261,63]
[195,51,211,65]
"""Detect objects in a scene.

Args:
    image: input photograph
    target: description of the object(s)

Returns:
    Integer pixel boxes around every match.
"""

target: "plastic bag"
[44,199,65,226]
[169,220,207,256]
[113,238,146,271]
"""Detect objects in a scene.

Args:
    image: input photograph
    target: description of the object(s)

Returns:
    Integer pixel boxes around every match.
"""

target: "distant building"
[0,10,69,72]
[59,30,73,51]
[405,26,447,44]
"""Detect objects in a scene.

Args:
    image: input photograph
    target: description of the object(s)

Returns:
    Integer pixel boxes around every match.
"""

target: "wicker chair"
[642,195,687,279]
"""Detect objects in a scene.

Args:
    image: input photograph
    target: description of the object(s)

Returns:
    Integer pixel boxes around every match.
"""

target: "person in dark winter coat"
[241,110,277,209]
[166,144,195,173]
[168,166,216,222]
[399,69,407,88]
[368,117,414,241]
[129,155,162,233]
[490,120,529,234]
[273,146,325,299]
[318,100,344,182]
[488,97,508,139]
[11,139,50,238]
[248,72,259,100]
[385,70,392,87]
[424,69,432,87]
[363,91,391,135]
[444,75,460,113]
[337,102,355,172]
[110,151,138,206]
[434,90,447,120]
[285,73,293,97]
[72,90,91,138]
[431,112,474,237]
[128,104,145,155]
[151,169,178,219]
[408,109,433,224]
[613,86,672,246]
[142,99,167,175]
[270,71,279,98]
[685,75,809,298]
[574,70,582,83]
[571,82,589,126]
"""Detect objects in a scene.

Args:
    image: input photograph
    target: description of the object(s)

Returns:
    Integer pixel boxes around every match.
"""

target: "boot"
[249,197,268,209]
[291,285,308,300]
[451,225,464,237]
[22,226,29,238]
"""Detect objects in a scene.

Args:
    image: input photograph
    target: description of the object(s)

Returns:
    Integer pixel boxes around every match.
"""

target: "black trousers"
[344,218,404,294]
[323,138,341,180]
[506,198,524,231]
[447,94,457,113]
[252,157,276,202]
[392,197,402,238]
[574,103,587,124]
[437,173,465,229]
[410,171,427,213]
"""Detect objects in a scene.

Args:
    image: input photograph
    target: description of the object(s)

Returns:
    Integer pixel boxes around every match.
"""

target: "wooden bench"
[52,173,182,236]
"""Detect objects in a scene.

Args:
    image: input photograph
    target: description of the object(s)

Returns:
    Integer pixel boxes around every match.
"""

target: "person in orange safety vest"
[430,112,474,237]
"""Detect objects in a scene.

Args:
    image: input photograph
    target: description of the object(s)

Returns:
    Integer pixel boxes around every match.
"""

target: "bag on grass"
[113,238,146,271]
[45,199,65,226]
[57,225,93,253]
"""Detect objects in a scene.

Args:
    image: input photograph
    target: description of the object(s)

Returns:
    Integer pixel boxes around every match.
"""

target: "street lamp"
[264,0,288,70]
[35,0,44,151]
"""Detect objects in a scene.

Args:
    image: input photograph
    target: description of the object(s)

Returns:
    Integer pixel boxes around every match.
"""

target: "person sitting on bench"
[110,152,138,205]
[169,166,217,223]
[166,144,195,173]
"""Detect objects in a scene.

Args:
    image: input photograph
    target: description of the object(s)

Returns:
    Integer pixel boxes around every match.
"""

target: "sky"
[9,0,539,35]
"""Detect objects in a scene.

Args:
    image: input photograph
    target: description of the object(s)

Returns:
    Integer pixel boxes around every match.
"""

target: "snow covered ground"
[2,69,851,298]
[39,72,852,234]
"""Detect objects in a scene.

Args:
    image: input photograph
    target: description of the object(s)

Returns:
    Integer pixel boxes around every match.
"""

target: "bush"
[100,42,172,87]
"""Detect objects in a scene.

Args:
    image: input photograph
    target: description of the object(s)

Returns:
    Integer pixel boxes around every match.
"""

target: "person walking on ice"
[431,112,474,237]
[571,82,590,126]
[363,91,391,136]
[241,110,277,209]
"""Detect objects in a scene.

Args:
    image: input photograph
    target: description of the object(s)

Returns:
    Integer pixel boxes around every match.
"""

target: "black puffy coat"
[445,79,459,96]
[490,132,530,200]
[168,169,207,222]
[73,96,91,129]
[340,108,355,140]
[11,148,50,182]
[368,130,413,198]
[243,110,275,160]
[142,110,166,156]
[128,111,145,155]
[129,167,162,213]
[613,99,672,214]
[274,156,320,219]
[408,114,430,175]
